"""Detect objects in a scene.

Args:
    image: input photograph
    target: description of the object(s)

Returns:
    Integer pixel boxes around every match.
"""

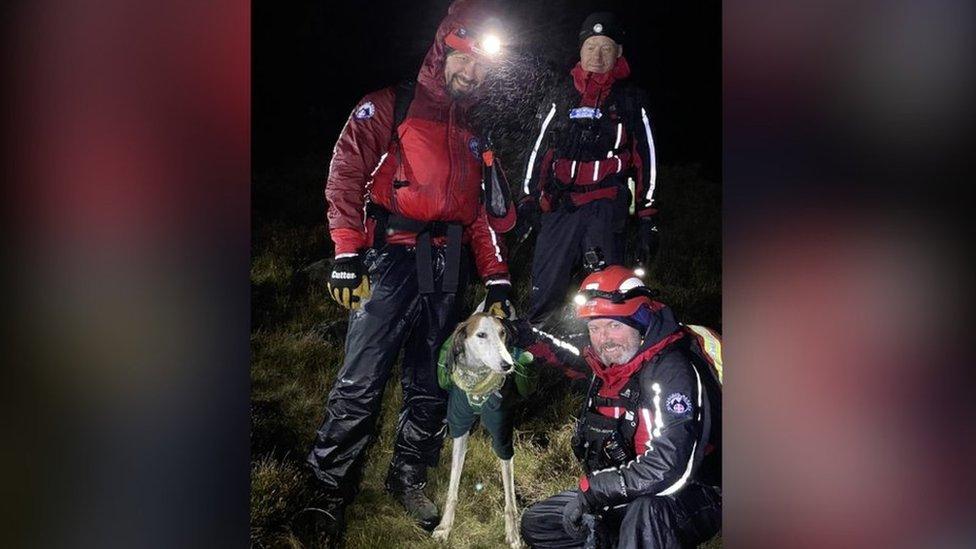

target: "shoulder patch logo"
[354,101,375,120]
[666,393,693,415]
[468,137,481,158]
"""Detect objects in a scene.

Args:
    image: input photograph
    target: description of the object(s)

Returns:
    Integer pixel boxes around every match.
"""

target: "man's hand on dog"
[484,282,513,319]
[328,254,371,310]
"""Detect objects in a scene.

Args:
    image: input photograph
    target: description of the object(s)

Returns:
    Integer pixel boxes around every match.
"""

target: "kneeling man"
[520,266,721,548]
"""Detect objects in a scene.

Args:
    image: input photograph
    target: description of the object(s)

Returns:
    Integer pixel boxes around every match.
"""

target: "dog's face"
[452,313,515,375]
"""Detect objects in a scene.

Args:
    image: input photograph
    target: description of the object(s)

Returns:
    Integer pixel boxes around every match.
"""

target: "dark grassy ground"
[251,157,721,547]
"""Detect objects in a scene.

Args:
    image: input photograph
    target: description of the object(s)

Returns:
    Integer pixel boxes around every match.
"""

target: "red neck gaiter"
[570,56,631,107]
[585,330,684,394]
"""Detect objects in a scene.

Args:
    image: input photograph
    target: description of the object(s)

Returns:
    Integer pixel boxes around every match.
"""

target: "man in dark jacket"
[520,265,721,548]
[302,1,514,542]
[516,12,659,331]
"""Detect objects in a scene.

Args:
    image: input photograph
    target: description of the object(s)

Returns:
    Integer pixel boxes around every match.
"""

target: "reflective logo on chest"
[569,107,602,120]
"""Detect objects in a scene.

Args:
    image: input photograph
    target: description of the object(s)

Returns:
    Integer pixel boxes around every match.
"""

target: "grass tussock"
[252,161,720,547]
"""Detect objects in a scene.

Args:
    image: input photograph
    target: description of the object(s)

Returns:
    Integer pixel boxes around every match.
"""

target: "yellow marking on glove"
[327,276,372,310]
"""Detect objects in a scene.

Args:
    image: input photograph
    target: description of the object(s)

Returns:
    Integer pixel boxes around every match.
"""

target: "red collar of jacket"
[584,330,684,394]
[570,56,631,107]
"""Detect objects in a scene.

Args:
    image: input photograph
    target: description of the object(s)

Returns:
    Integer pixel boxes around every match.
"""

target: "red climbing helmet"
[575,265,657,318]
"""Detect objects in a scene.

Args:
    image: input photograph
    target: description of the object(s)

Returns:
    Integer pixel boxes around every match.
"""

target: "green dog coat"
[437,335,536,459]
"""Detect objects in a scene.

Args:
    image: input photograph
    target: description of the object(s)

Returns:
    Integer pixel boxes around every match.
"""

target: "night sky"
[254,0,720,181]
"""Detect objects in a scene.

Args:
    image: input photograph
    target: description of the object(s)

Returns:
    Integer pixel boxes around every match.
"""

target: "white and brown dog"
[432,312,528,548]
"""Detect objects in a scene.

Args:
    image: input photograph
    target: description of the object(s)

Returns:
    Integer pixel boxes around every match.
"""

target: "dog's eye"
[476,332,487,338]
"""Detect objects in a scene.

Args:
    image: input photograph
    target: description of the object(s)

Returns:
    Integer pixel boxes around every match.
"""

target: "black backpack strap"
[388,80,416,189]
[392,80,416,138]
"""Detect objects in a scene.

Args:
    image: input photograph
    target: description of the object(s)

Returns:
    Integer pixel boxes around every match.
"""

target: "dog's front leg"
[500,457,523,548]
[432,433,468,542]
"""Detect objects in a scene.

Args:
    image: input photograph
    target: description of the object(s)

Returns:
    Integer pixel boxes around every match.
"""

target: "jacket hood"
[416,0,493,106]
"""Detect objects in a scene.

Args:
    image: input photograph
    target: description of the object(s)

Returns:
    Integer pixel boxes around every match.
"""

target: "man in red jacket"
[302,1,513,542]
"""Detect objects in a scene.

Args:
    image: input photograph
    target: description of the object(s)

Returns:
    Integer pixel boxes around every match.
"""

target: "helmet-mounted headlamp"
[445,26,503,57]
[573,264,659,317]
[574,286,659,306]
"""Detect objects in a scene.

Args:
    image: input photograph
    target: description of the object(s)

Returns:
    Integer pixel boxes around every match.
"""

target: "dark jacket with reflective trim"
[578,308,721,509]
[521,64,657,217]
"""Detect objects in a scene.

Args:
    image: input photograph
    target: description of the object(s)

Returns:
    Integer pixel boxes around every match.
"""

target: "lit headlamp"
[574,286,659,307]
[445,26,504,57]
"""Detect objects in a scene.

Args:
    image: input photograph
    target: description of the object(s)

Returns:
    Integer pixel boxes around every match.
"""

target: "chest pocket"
[571,378,642,473]
[557,106,631,163]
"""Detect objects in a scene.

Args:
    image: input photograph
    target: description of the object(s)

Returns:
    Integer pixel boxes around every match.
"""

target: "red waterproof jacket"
[325,2,508,282]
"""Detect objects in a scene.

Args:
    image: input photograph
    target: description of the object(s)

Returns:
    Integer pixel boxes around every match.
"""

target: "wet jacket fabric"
[308,0,505,502]
[325,2,508,282]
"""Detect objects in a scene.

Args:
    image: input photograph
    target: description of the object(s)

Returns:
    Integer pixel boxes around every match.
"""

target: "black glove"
[637,215,660,265]
[327,255,371,310]
[513,196,540,242]
[561,490,591,539]
[483,282,513,319]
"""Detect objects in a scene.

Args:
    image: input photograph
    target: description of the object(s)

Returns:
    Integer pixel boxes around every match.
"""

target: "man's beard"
[597,341,640,366]
[448,76,478,98]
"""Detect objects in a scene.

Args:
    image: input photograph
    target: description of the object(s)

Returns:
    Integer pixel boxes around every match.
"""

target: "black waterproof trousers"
[527,195,628,328]
[307,244,468,501]
[520,484,721,549]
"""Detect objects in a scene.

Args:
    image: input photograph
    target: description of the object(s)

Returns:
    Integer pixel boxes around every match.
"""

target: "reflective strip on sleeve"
[523,103,558,195]
[640,108,657,205]
[640,408,655,447]
[487,223,502,263]
[651,382,663,437]
[655,364,704,496]
[530,326,580,356]
[368,152,389,177]
[364,152,390,229]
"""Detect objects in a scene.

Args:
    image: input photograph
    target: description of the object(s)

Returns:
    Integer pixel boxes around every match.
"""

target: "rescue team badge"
[468,137,481,158]
[666,393,693,415]
[354,101,375,120]
[569,107,602,119]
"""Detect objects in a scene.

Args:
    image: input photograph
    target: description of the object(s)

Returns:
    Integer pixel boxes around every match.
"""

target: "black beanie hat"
[578,12,625,47]
[599,304,652,336]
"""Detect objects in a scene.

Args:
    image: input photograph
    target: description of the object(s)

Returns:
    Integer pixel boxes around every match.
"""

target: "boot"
[394,487,440,532]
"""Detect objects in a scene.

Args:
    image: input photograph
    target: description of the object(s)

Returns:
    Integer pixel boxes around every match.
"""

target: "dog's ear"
[447,320,469,372]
